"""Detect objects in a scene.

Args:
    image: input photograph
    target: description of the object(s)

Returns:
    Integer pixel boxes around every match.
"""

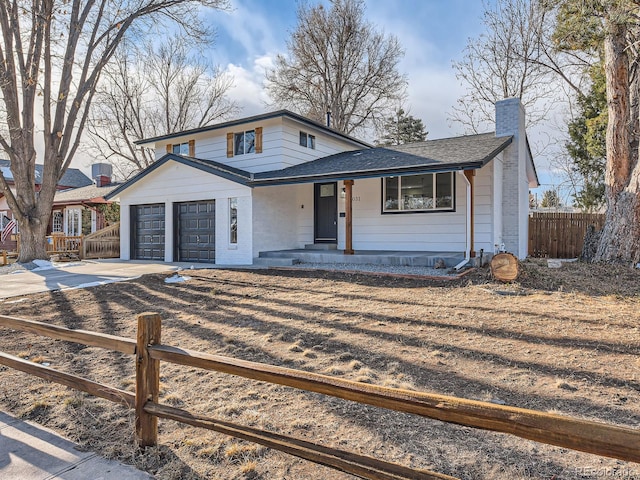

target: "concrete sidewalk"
[0,410,154,479]
[0,259,183,300]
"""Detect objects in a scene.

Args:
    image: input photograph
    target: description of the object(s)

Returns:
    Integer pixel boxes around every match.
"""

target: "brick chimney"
[495,98,528,259]
[91,163,113,187]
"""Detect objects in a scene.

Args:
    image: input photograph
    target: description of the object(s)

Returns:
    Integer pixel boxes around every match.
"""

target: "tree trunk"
[17,218,50,263]
[595,11,640,264]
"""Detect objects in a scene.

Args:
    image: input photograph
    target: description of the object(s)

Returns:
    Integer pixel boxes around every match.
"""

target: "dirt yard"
[0,259,639,480]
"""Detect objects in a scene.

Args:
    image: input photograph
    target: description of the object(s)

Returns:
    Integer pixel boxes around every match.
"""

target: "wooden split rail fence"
[0,313,638,479]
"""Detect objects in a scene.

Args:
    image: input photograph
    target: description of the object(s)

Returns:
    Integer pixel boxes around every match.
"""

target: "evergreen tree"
[567,62,607,212]
[375,109,428,146]
[541,189,561,208]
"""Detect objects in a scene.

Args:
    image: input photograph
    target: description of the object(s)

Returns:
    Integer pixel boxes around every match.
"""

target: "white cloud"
[224,55,275,116]
[405,66,466,139]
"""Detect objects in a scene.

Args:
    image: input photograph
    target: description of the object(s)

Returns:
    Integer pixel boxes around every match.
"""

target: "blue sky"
[204,0,489,139]
[201,0,560,197]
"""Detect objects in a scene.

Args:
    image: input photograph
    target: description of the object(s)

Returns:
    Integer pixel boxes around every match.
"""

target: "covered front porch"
[249,133,511,265]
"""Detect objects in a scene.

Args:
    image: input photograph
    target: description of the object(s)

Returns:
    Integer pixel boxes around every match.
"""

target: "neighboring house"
[50,164,119,237]
[0,161,93,251]
[107,98,538,265]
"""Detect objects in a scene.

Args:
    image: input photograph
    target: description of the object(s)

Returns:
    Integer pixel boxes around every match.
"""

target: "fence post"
[135,312,161,447]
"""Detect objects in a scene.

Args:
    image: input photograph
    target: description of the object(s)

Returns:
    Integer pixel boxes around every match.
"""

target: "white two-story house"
[107,98,538,266]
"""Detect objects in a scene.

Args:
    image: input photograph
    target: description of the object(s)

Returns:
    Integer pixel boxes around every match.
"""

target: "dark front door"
[314,182,337,243]
[176,200,216,263]
[131,204,165,260]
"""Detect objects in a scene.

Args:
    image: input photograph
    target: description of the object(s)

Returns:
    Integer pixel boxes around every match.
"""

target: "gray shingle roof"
[53,183,121,203]
[251,132,512,185]
[134,110,371,149]
[107,132,514,197]
[0,160,92,188]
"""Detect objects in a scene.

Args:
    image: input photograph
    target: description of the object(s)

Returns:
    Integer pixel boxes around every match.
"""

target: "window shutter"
[226,133,234,157]
[255,127,263,154]
[166,144,172,154]
[188,139,195,157]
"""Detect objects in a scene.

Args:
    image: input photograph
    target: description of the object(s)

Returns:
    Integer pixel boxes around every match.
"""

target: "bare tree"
[0,0,229,262]
[265,0,407,136]
[87,35,237,179]
[451,0,589,133]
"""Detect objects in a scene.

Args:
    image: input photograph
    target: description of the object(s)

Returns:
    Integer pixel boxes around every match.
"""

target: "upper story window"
[299,131,316,149]
[234,130,255,155]
[383,172,454,213]
[172,142,189,155]
[167,140,195,156]
[226,127,263,158]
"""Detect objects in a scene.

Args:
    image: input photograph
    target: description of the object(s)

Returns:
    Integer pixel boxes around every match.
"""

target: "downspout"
[454,171,471,271]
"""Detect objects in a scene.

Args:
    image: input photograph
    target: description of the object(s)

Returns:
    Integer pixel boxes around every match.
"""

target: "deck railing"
[0,313,638,479]
[82,222,120,259]
[45,234,83,255]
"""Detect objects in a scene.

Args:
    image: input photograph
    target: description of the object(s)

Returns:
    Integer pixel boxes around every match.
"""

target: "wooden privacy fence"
[529,212,605,258]
[0,313,638,480]
[82,222,120,259]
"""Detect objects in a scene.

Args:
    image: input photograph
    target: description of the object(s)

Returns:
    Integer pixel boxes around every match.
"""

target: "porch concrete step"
[258,250,464,267]
[304,243,338,250]
[252,257,299,267]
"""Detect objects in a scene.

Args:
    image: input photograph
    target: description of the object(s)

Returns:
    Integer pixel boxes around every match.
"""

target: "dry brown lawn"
[0,259,639,479]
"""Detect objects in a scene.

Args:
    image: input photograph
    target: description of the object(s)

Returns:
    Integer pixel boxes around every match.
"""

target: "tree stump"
[490,253,519,282]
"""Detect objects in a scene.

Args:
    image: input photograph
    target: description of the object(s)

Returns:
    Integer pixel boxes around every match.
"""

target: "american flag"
[1,216,16,243]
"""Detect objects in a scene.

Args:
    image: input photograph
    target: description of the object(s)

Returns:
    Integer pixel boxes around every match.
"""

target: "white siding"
[153,116,364,174]
[279,118,361,169]
[296,184,315,246]
[493,153,504,252]
[474,162,495,255]
[334,176,467,252]
[252,185,302,256]
[117,161,253,264]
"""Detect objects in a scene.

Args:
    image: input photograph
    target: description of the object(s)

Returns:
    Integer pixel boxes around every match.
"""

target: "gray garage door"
[176,200,215,263]
[131,204,165,260]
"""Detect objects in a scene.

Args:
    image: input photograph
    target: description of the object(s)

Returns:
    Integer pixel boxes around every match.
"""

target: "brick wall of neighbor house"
[117,161,253,264]
[495,98,528,258]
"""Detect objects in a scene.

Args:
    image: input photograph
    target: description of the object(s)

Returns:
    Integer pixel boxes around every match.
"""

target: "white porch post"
[463,170,476,257]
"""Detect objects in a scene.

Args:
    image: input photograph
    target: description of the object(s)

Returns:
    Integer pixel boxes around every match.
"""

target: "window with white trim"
[383,172,454,212]
[229,198,238,244]
[66,208,82,235]
[299,131,316,149]
[52,211,63,233]
[234,130,255,155]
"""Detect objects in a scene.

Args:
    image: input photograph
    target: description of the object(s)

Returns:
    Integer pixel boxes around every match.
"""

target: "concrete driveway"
[0,259,188,300]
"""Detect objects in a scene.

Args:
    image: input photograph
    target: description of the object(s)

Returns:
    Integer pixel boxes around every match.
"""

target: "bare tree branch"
[0,0,230,262]
[265,0,406,136]
[86,33,237,178]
